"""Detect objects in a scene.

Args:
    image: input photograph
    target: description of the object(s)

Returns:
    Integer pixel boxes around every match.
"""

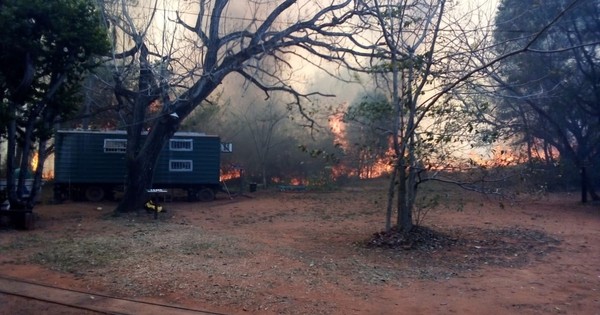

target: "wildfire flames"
[29,152,55,180]
[220,169,240,181]
[326,114,544,180]
[220,115,548,187]
[466,145,532,168]
[329,113,348,149]
[328,113,394,180]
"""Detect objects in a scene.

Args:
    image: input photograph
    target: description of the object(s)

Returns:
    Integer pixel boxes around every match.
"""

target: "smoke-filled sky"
[135,0,503,111]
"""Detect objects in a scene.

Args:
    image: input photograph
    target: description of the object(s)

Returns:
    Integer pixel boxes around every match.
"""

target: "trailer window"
[169,160,193,172]
[104,139,127,153]
[170,139,193,151]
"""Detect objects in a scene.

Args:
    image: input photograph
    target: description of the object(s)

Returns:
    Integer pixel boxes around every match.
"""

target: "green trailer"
[53,130,221,202]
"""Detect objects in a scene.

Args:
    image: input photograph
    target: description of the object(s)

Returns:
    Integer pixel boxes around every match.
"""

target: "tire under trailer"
[187,187,216,202]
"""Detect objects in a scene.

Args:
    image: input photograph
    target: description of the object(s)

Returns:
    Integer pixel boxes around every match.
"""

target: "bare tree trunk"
[544,141,554,165]
[16,115,36,202]
[28,107,57,208]
[403,61,417,231]
[386,46,402,233]
[396,165,403,229]
[406,136,417,226]
[116,156,154,213]
[6,102,17,203]
[114,43,162,213]
[261,164,267,188]
[385,163,398,232]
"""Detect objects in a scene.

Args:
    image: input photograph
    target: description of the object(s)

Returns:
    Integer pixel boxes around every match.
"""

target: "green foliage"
[522,158,589,193]
[0,0,110,204]
[493,0,600,195]
[341,92,393,178]
[298,144,341,163]
[0,0,110,133]
[368,53,430,74]
[344,93,392,123]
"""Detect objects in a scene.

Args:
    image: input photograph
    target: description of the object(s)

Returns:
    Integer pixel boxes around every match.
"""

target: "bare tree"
[97,0,361,212]
[353,0,451,233]
[349,0,597,234]
[238,101,287,187]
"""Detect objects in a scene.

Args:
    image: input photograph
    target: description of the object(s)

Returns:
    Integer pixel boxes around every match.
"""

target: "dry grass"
[0,181,582,314]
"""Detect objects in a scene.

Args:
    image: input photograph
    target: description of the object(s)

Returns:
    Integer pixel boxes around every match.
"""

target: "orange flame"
[270,177,307,185]
[466,145,529,168]
[220,169,240,181]
[328,113,393,180]
[289,178,306,185]
[30,152,39,173]
[329,113,348,149]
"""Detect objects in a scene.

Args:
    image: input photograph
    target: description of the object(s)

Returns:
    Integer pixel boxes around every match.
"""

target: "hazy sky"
[134,0,504,111]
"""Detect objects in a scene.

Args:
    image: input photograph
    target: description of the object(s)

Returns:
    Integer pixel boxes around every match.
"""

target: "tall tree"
[491,0,600,201]
[0,0,109,208]
[98,0,362,213]
[354,0,450,233]
[350,0,595,234]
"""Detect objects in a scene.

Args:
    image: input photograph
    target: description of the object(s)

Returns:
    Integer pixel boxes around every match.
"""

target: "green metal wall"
[54,130,220,186]
[155,133,221,185]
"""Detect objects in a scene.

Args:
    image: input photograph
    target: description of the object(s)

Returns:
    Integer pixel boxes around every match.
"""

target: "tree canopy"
[0,0,109,207]
[96,0,361,213]
[492,0,600,200]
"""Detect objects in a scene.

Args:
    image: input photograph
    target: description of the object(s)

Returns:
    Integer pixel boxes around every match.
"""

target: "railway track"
[0,275,227,315]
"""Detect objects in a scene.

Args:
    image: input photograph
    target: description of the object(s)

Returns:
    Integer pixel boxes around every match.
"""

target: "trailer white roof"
[57,129,218,137]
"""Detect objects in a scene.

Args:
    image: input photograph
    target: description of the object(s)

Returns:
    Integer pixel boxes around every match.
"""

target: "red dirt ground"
[1,181,599,314]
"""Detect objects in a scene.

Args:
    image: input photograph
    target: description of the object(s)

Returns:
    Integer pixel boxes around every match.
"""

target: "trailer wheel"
[53,185,67,203]
[188,188,215,202]
[187,189,199,202]
[197,188,215,202]
[85,186,105,202]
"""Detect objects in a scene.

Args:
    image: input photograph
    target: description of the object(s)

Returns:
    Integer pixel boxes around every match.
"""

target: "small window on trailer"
[169,160,193,172]
[169,139,193,151]
[104,139,127,153]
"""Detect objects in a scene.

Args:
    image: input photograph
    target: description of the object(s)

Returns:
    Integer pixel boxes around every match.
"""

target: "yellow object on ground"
[144,200,163,212]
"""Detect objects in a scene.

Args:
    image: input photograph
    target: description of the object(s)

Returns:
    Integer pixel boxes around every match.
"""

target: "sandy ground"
[0,181,599,314]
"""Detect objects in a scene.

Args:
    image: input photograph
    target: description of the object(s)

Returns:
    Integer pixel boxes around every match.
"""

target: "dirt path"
[0,275,221,315]
[1,184,599,314]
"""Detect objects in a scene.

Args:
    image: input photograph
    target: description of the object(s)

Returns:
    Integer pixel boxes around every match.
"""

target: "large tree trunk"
[399,59,417,233]
[27,107,57,209]
[115,153,157,213]
[261,163,267,188]
[386,49,402,234]
[114,42,160,213]
[5,102,17,204]
[581,167,600,202]
[16,115,36,204]
[115,118,178,213]
[406,143,417,226]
